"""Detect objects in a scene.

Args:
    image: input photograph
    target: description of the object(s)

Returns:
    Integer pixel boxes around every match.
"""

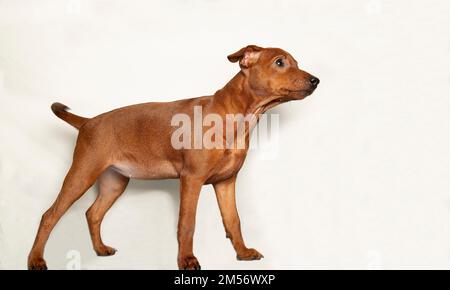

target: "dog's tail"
[51,102,89,129]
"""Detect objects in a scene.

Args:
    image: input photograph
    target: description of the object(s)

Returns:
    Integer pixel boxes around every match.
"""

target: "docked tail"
[51,102,89,129]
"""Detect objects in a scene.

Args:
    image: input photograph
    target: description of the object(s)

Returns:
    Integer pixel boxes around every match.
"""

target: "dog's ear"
[227,45,263,68]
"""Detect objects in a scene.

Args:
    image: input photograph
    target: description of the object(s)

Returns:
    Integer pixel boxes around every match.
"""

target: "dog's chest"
[209,149,248,182]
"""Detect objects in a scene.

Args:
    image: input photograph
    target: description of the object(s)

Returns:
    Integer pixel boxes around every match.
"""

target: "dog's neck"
[213,71,272,116]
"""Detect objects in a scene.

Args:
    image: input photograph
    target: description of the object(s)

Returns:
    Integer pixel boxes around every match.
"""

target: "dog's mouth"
[285,87,316,99]
[256,87,316,113]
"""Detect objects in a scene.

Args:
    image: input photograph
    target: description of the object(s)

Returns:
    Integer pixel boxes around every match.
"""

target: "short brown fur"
[28,45,319,270]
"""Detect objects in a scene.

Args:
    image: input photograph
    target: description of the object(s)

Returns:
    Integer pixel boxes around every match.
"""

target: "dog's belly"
[112,161,179,179]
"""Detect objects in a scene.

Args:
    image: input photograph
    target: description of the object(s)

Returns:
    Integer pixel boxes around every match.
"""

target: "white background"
[0,0,449,269]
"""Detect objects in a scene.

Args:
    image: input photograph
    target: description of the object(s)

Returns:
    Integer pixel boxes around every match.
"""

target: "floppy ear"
[227,45,263,68]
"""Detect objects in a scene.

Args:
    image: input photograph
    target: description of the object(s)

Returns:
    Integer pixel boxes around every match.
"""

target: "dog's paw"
[237,248,264,261]
[28,257,48,270]
[178,255,201,270]
[95,245,117,256]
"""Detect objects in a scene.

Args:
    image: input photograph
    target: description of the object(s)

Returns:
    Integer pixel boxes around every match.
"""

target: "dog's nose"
[310,77,320,86]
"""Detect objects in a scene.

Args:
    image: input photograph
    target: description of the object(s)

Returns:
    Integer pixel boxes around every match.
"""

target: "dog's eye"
[275,58,284,67]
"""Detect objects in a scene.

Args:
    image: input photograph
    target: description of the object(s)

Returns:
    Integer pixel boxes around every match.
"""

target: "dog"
[27,45,319,270]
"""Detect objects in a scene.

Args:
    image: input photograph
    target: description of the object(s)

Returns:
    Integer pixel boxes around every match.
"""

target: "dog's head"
[228,45,319,101]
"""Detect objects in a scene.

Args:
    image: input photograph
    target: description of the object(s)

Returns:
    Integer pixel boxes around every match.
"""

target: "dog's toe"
[28,257,48,270]
[178,256,201,270]
[95,245,117,256]
[237,248,264,261]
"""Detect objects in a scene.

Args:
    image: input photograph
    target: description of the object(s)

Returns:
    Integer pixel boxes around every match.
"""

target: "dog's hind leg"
[27,144,109,270]
[86,168,129,256]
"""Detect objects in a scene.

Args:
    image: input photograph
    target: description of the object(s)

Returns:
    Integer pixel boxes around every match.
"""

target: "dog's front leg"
[177,175,203,270]
[213,176,263,261]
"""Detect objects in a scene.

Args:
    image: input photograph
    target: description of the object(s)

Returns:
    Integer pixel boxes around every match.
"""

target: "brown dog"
[27,45,319,270]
